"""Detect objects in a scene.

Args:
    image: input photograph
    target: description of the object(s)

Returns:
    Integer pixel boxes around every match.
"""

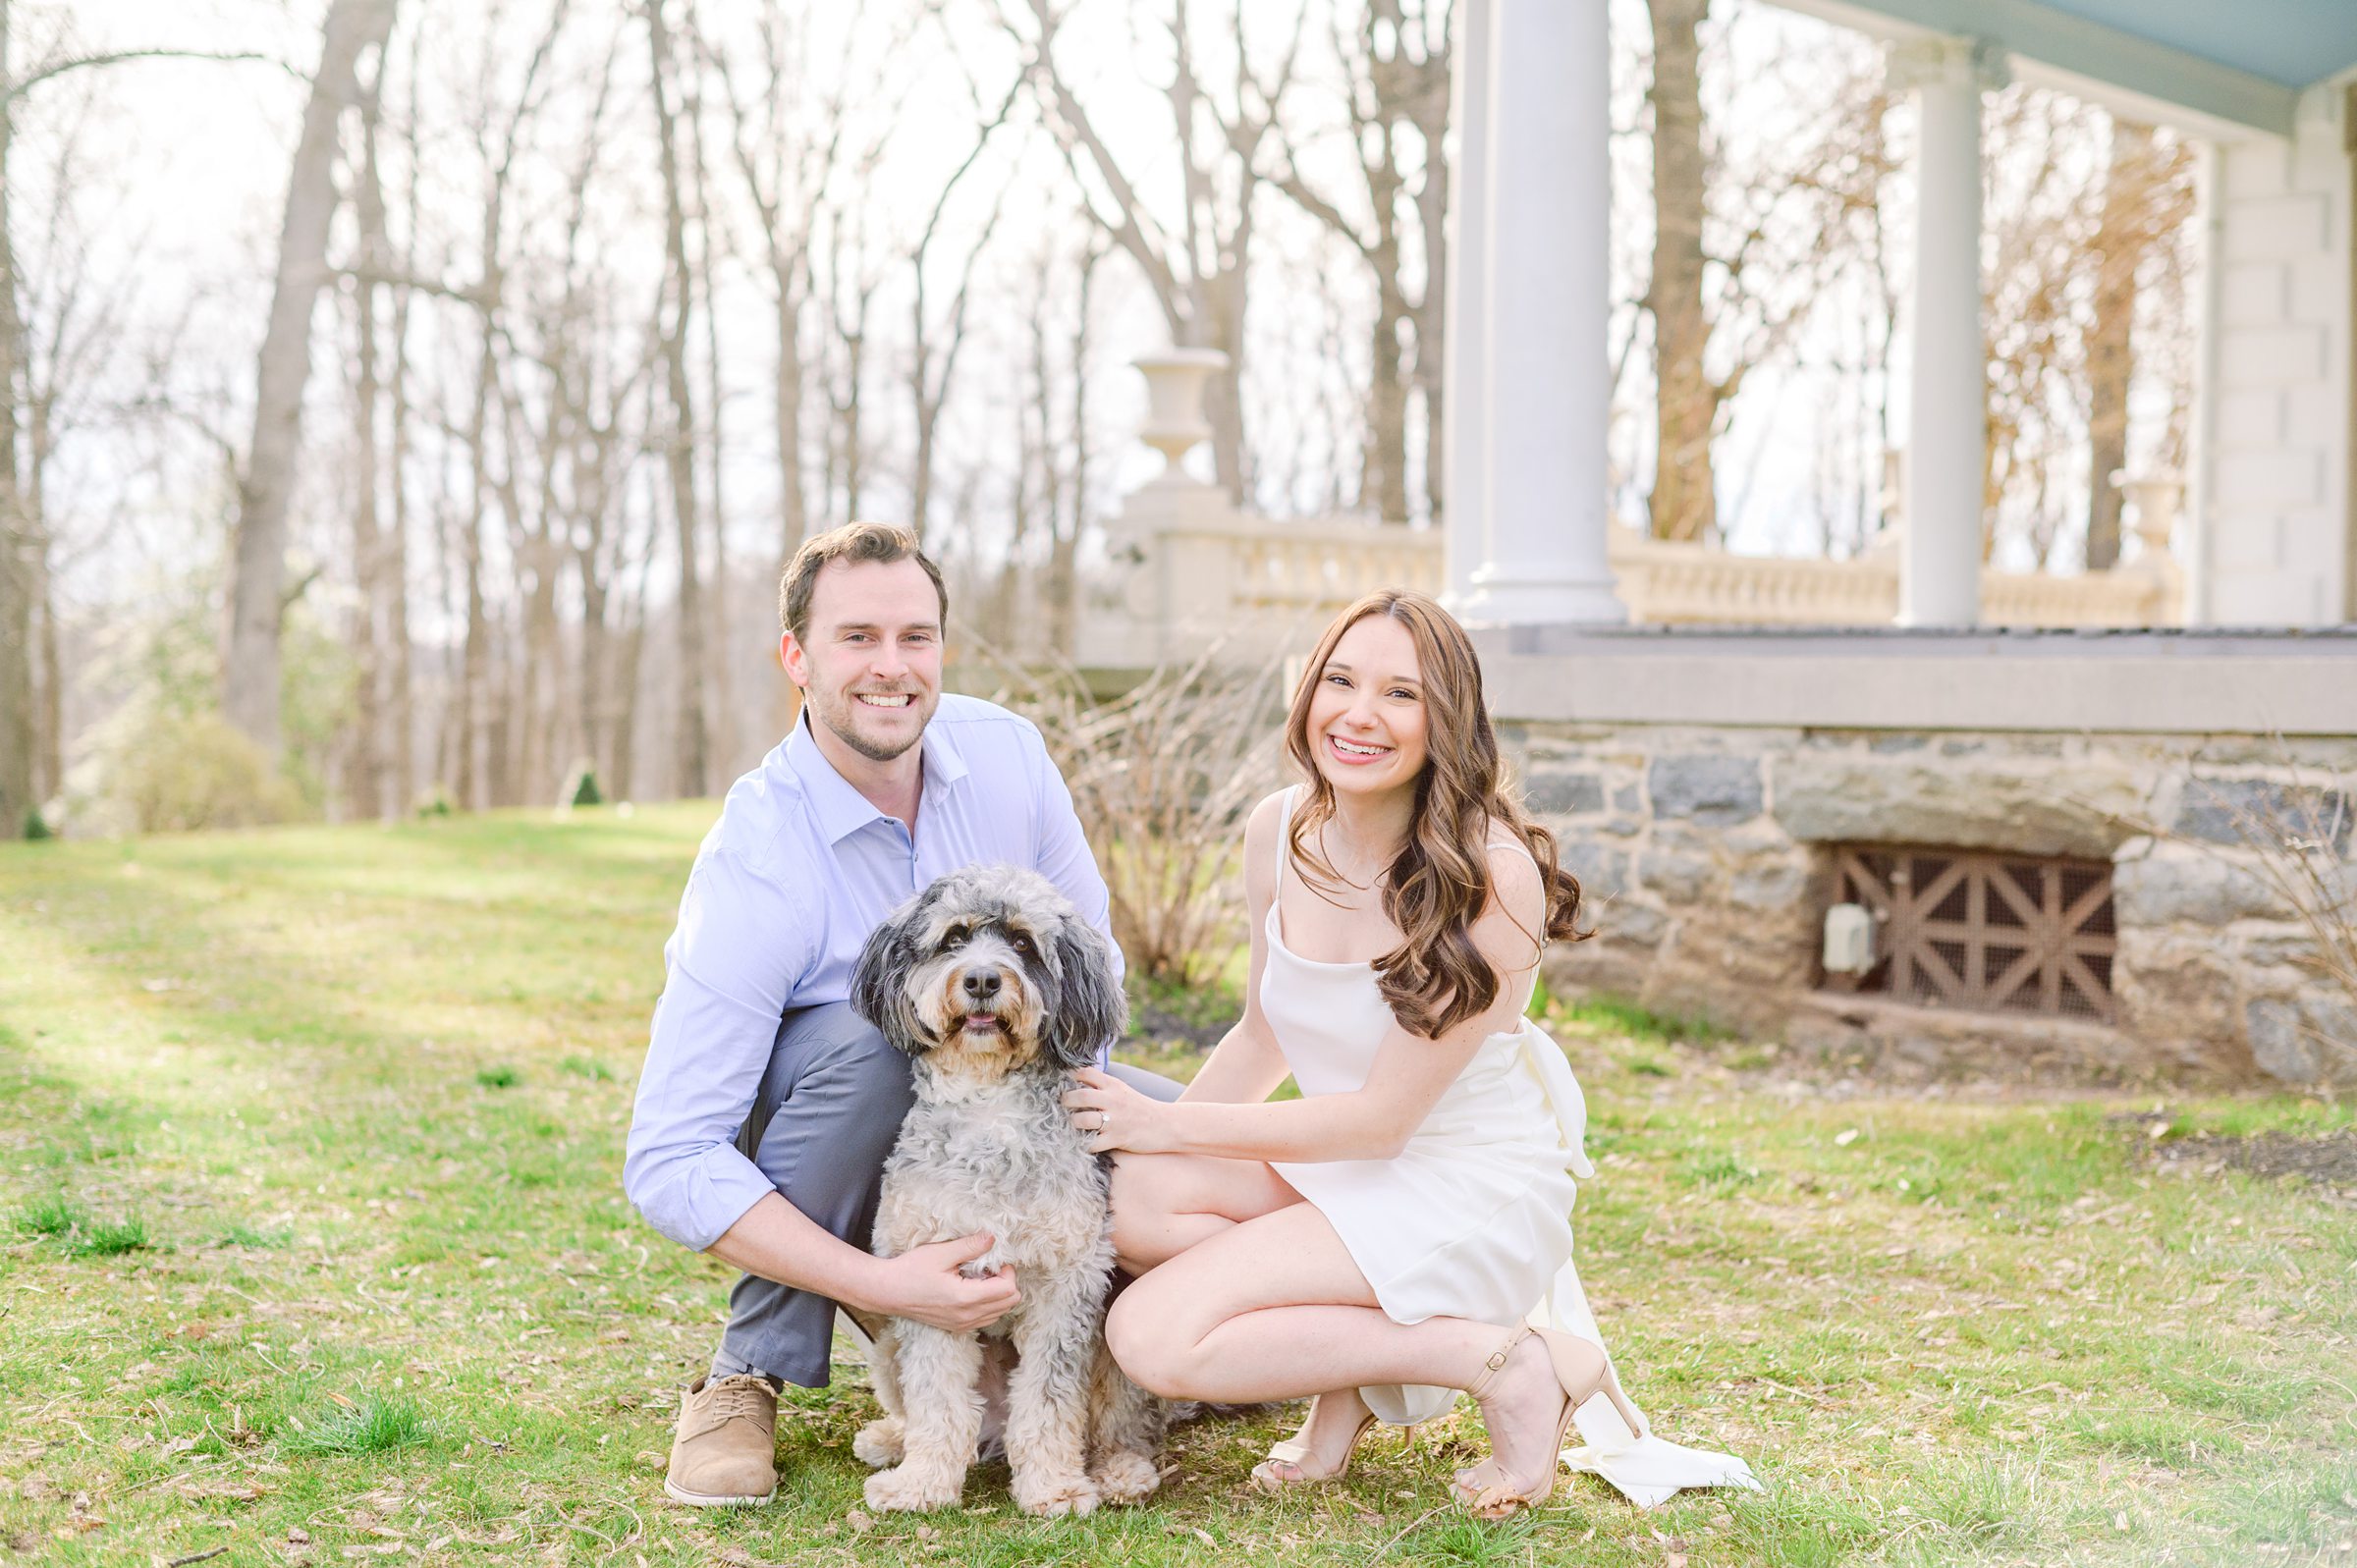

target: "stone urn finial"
[1134,347,1230,478]
[2112,469,2182,562]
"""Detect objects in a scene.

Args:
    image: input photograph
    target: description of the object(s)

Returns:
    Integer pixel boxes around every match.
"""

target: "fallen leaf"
[1835,1128,1860,1147]
[846,1509,875,1535]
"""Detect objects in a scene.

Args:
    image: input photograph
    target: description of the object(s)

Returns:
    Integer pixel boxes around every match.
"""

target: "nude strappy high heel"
[1249,1397,1380,1491]
[1456,1323,1642,1519]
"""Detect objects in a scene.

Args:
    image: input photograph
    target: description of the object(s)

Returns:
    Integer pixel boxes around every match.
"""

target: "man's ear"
[780,630,808,688]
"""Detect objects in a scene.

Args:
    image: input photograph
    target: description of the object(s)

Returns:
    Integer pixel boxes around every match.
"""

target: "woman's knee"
[1103,1280,1200,1400]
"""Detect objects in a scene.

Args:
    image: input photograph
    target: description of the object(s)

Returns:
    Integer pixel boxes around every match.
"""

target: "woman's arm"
[1177,791,1293,1106]
[1070,843,1548,1162]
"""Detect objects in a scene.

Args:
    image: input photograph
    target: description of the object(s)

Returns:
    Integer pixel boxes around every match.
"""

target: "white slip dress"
[1262,786,1761,1508]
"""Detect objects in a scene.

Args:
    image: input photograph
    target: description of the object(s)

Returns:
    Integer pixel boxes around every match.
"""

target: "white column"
[1459,0,1623,625]
[1442,0,1490,604]
[1891,37,2004,626]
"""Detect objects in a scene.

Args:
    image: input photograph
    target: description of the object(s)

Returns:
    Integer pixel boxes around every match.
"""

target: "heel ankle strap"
[1465,1324,1532,1403]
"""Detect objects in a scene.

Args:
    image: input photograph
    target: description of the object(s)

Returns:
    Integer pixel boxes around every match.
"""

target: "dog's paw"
[1014,1472,1100,1518]
[863,1463,962,1514]
[1089,1449,1162,1504]
[851,1417,904,1469]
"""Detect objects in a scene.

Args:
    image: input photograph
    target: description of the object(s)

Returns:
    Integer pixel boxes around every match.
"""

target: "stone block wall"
[1506,722,2357,1088]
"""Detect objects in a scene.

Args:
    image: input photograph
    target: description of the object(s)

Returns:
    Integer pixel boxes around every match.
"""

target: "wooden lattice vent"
[1824,846,2117,1022]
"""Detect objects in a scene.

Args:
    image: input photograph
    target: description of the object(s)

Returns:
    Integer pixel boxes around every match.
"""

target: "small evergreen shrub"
[23,806,52,840]
[566,763,603,808]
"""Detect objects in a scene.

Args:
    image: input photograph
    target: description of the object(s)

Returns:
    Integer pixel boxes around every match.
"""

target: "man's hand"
[864,1233,1020,1333]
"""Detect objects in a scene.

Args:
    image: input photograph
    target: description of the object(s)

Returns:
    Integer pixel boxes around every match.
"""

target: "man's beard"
[813,684,929,762]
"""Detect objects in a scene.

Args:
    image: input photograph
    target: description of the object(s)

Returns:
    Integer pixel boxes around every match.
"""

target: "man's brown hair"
[777,522,950,642]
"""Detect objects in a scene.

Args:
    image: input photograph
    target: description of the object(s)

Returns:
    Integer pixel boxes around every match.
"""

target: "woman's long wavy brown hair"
[1283,589,1590,1040]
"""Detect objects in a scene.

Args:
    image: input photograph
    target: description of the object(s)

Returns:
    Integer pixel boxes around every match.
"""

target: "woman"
[1060,590,1756,1515]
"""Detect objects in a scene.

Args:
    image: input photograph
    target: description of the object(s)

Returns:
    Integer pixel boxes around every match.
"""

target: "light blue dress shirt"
[622,693,1122,1252]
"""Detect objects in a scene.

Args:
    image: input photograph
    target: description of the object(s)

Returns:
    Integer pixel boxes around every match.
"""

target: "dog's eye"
[1009,932,1036,956]
[943,925,969,947]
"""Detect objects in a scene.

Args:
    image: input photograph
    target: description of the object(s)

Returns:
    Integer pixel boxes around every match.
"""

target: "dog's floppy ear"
[850,892,932,1054]
[1041,911,1128,1068]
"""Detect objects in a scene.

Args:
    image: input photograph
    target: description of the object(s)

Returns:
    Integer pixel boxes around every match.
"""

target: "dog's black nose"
[962,968,1002,1001]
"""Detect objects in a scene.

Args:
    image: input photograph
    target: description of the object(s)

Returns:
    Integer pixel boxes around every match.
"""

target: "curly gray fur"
[848,865,1164,1517]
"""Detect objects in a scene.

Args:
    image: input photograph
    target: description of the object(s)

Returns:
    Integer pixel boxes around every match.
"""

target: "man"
[624,521,1173,1508]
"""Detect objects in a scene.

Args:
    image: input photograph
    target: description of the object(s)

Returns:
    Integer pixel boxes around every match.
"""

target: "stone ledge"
[1473,625,2357,736]
[1783,994,2245,1086]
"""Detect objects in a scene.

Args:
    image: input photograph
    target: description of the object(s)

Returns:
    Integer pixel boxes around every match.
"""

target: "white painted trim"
[1442,0,1490,605]
[2186,139,2222,625]
[1768,0,2298,138]
[1473,627,2357,735]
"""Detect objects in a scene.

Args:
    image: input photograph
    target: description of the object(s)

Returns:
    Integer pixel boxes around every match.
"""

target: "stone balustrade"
[1083,348,2184,665]
[1617,523,2183,627]
[1079,492,2185,667]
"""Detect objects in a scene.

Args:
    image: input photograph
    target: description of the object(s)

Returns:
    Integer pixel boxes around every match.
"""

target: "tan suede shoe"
[663,1374,779,1507]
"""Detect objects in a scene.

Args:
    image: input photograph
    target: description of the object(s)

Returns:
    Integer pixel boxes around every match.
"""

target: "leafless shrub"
[1011,649,1291,990]
[2178,768,2357,1067]
[2090,749,2357,1086]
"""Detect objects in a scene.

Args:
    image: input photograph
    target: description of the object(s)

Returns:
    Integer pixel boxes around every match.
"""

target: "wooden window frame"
[1824,845,2117,1023]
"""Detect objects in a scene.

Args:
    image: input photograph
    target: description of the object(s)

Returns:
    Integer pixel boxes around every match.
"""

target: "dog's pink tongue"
[965,1013,1000,1031]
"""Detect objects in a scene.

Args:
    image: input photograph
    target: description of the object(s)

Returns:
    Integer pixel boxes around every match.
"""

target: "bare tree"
[2083,120,2190,569]
[1645,0,1713,543]
[646,0,708,797]
[908,78,1016,540]
[1005,0,1308,500]
[220,0,398,756]
[344,51,392,819]
[701,1,908,573]
[1266,0,1452,524]
[1634,1,1888,544]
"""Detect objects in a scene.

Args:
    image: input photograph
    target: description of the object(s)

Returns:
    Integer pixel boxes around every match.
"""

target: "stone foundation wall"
[1504,723,2357,1088]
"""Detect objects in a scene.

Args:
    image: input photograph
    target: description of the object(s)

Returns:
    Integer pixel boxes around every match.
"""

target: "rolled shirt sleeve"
[623,844,813,1251]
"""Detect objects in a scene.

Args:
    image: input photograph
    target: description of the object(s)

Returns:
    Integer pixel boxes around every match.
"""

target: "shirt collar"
[784,704,969,844]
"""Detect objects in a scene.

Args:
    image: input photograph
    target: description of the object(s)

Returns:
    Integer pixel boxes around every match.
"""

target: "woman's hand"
[1061,1066,1180,1155]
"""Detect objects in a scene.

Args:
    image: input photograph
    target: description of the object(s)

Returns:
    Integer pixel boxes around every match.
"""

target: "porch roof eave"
[1766,0,2307,139]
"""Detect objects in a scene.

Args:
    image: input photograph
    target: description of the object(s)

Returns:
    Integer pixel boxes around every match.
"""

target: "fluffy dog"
[847,864,1164,1517]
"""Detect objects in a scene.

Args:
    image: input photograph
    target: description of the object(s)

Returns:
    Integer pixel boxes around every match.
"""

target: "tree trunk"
[1045,245,1100,660]
[348,72,390,820]
[386,258,414,816]
[775,284,806,563]
[768,278,803,746]
[1646,0,1716,543]
[688,81,734,780]
[28,388,57,807]
[0,0,30,838]
[2084,120,2153,571]
[456,506,487,808]
[647,0,707,798]
[222,0,397,754]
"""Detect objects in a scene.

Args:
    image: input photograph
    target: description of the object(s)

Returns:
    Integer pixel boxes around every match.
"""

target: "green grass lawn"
[2,807,2353,1566]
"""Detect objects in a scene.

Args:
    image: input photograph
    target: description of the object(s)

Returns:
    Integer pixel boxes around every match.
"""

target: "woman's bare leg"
[1105,1203,1574,1496]
[1107,1152,1300,1274]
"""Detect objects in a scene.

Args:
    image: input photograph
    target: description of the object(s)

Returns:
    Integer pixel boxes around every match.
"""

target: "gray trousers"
[712,1000,1182,1388]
